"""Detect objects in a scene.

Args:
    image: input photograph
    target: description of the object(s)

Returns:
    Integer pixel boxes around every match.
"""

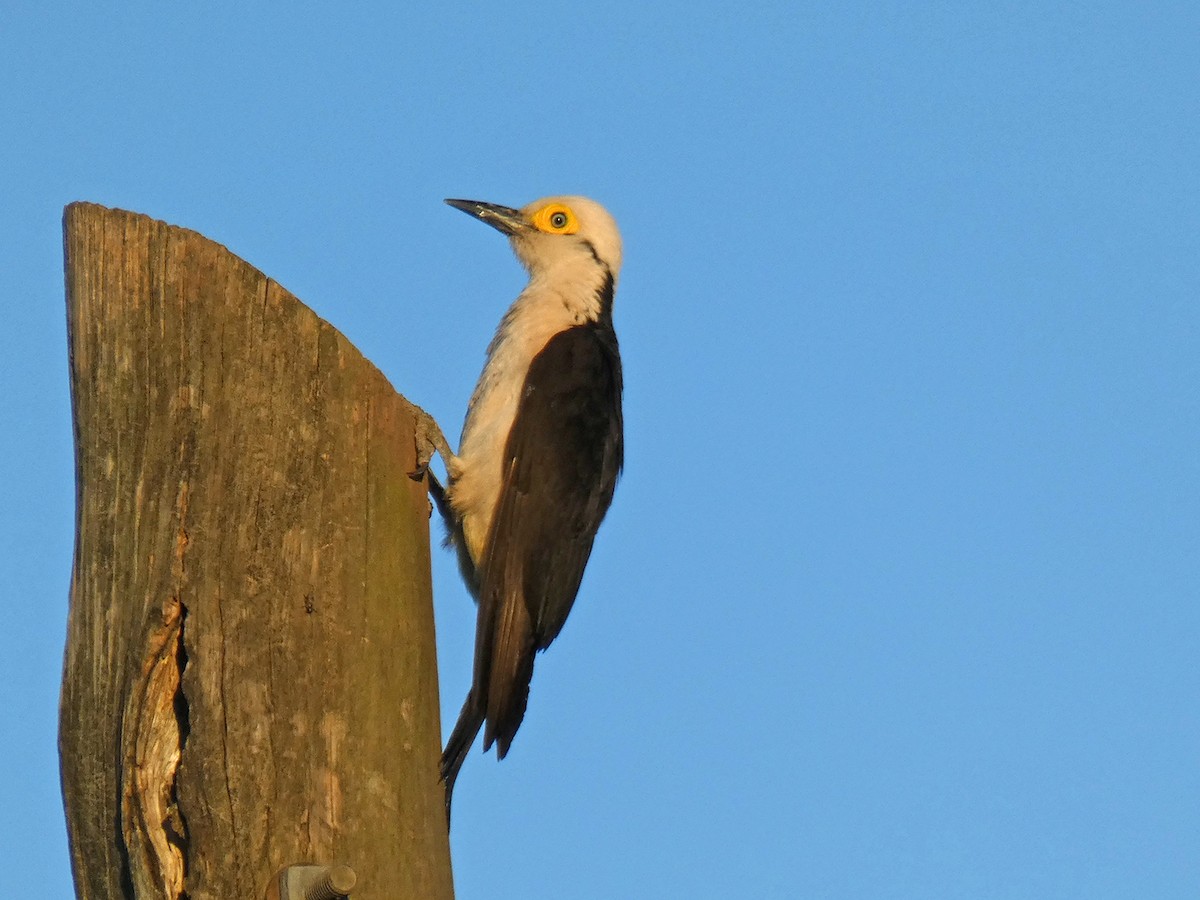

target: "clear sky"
[2,3,1197,897]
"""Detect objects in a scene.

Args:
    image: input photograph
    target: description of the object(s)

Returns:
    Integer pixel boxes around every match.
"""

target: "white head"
[445,195,622,279]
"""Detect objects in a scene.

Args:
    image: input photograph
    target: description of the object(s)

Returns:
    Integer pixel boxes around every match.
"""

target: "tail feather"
[440,692,484,827]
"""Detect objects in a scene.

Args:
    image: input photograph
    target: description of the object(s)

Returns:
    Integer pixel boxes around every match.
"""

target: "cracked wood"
[60,203,455,900]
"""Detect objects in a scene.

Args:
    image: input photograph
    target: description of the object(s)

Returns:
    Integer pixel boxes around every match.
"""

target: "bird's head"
[445,195,622,278]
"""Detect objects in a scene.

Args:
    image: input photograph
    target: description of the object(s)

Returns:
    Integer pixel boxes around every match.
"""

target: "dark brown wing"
[476,322,623,757]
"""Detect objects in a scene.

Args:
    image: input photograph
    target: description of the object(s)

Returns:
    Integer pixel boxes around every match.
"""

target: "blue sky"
[3,3,1198,897]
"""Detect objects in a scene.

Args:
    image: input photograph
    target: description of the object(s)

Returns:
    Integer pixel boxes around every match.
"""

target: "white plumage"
[427,195,625,822]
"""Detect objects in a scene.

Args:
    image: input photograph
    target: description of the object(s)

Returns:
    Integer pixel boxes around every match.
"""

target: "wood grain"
[60,203,454,899]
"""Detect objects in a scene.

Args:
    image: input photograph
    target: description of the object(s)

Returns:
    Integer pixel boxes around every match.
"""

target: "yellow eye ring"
[531,204,579,234]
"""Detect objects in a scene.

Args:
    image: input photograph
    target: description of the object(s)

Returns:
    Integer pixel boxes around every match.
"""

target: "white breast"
[447,260,607,563]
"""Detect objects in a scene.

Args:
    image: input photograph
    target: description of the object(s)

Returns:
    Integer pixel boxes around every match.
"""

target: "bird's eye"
[532,203,579,234]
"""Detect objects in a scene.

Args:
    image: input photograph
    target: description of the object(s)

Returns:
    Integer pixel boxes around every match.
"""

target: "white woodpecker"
[422,195,624,821]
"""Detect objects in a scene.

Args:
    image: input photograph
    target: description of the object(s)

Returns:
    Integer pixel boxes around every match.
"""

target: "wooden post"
[60,203,455,900]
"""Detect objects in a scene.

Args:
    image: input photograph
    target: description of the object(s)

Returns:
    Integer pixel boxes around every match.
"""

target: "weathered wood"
[60,203,455,899]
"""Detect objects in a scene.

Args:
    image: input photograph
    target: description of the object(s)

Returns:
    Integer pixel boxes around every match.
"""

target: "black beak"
[444,199,528,236]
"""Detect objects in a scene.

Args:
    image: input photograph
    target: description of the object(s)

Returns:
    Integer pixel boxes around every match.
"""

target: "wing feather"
[474,323,622,755]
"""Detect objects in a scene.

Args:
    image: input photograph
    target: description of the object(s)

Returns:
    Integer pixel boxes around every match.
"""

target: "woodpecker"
[424,195,624,821]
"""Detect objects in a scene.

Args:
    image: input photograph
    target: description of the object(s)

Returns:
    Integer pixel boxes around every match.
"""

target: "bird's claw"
[410,441,434,481]
[410,405,458,481]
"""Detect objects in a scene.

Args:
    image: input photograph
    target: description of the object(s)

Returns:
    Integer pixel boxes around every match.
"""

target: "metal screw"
[273,863,357,900]
[304,864,357,900]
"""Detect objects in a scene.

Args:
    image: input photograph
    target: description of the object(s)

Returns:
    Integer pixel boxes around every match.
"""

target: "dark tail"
[440,691,485,827]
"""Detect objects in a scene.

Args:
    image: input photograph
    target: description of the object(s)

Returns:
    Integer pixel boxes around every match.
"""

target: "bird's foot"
[410,405,460,481]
